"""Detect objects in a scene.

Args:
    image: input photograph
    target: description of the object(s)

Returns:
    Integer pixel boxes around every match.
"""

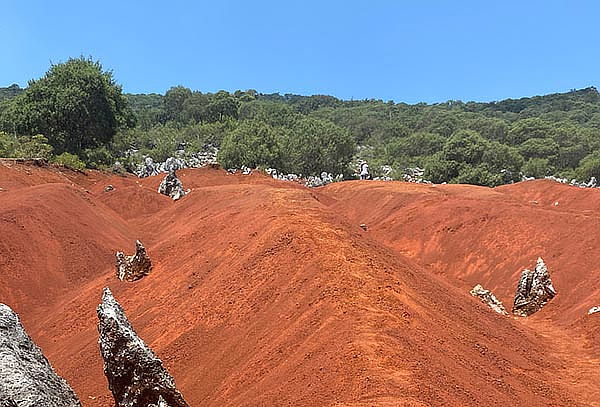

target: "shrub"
[14,135,53,159]
[52,152,86,170]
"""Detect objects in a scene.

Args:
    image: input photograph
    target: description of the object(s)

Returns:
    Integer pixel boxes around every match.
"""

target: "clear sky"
[2,0,599,103]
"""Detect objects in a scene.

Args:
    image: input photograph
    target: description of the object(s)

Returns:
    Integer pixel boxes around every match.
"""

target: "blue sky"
[2,1,599,103]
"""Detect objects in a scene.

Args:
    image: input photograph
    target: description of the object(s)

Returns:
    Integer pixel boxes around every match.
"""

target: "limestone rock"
[470,284,508,315]
[588,306,600,315]
[137,157,159,178]
[116,240,152,282]
[97,288,189,407]
[158,170,187,201]
[512,257,556,317]
[0,304,82,407]
[0,398,18,407]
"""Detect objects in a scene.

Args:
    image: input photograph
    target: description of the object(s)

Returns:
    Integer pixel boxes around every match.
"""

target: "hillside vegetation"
[2,58,600,185]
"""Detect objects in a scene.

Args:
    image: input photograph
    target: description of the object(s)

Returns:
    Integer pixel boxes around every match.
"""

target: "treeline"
[2,57,600,185]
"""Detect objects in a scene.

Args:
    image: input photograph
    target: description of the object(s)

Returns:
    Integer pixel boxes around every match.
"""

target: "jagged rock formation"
[158,170,188,201]
[115,240,153,282]
[512,257,557,316]
[470,284,508,315]
[0,304,82,407]
[97,288,189,407]
[149,396,169,407]
[0,398,18,407]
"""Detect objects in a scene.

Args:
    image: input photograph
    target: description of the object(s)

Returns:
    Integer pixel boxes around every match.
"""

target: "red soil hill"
[1,162,599,406]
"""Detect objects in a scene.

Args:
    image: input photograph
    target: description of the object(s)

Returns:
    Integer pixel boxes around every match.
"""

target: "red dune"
[1,162,599,406]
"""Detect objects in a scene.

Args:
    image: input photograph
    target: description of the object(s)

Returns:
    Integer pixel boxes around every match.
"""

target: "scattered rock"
[97,288,189,407]
[0,303,82,407]
[135,149,218,178]
[115,240,153,282]
[512,257,556,316]
[158,170,188,201]
[104,185,114,192]
[588,306,600,315]
[137,157,160,178]
[470,284,508,315]
[359,224,368,231]
[402,167,432,184]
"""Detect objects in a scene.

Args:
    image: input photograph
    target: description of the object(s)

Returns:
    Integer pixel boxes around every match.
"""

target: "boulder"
[158,170,187,201]
[0,304,82,407]
[512,257,556,316]
[470,284,508,315]
[115,240,153,282]
[97,288,189,407]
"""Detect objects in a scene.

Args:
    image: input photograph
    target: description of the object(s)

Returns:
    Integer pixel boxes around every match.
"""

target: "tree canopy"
[0,57,133,155]
[2,58,600,186]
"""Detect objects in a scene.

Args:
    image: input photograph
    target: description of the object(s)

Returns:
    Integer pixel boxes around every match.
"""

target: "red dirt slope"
[1,162,599,406]
[322,180,600,324]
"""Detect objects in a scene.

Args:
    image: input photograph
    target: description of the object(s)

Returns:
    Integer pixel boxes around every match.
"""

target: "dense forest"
[2,57,600,186]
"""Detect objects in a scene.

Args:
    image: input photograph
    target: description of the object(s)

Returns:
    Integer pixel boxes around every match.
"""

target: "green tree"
[518,138,559,160]
[453,164,502,187]
[218,120,282,169]
[281,117,355,175]
[523,158,551,178]
[442,130,487,164]
[576,152,600,181]
[164,86,192,122]
[0,57,133,155]
[424,153,459,183]
[483,142,524,183]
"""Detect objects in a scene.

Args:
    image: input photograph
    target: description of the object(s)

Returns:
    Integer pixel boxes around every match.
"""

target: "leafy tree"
[518,138,559,160]
[483,142,524,183]
[207,91,240,121]
[281,117,355,175]
[453,164,503,187]
[424,153,459,183]
[507,118,554,144]
[164,86,192,122]
[386,132,444,160]
[523,158,551,178]
[442,130,487,164]
[0,57,133,154]
[218,120,282,169]
[576,152,600,181]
